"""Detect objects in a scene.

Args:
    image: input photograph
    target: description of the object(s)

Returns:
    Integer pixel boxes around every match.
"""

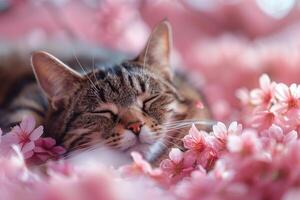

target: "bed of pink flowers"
[1,74,300,200]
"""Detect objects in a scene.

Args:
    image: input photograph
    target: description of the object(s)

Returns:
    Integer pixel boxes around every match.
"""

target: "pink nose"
[127,122,143,135]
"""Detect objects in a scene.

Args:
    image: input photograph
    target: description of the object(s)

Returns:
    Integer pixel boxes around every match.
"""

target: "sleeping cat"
[0,21,211,164]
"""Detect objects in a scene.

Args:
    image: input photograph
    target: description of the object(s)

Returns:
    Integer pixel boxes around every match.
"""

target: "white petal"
[275,83,290,102]
[227,135,242,153]
[290,84,299,98]
[284,130,298,143]
[259,74,271,92]
[250,89,264,105]
[169,148,183,164]
[213,122,227,137]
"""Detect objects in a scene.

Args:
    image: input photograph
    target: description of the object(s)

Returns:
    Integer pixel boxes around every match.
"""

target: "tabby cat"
[0,21,211,164]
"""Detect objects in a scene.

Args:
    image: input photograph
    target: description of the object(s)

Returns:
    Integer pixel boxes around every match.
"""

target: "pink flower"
[213,121,242,138]
[236,87,250,106]
[251,109,275,131]
[250,74,275,106]
[160,148,194,180]
[273,83,300,117]
[261,125,298,145]
[47,160,74,177]
[182,125,218,169]
[227,130,262,155]
[121,152,163,178]
[28,137,66,165]
[183,124,207,152]
[211,121,242,152]
[2,116,43,158]
[121,152,152,176]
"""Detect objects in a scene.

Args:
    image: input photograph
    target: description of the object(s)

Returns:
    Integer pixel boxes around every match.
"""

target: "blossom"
[182,125,218,169]
[261,124,298,145]
[250,74,275,106]
[121,152,153,176]
[47,160,74,177]
[251,109,275,130]
[2,116,43,158]
[160,148,194,180]
[273,83,300,117]
[236,87,250,106]
[120,152,165,181]
[213,121,242,138]
[28,137,66,165]
[183,124,207,152]
[227,130,262,155]
[211,121,243,152]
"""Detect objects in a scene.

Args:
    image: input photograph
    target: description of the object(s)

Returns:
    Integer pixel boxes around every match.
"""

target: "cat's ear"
[135,20,173,80]
[31,51,82,109]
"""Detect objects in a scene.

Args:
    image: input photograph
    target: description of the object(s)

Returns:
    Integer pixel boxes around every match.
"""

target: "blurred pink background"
[1,0,300,121]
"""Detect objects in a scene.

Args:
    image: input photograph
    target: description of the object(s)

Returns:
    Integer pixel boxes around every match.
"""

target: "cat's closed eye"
[142,94,160,112]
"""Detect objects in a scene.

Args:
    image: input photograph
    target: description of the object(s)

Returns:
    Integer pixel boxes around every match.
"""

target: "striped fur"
[0,21,211,164]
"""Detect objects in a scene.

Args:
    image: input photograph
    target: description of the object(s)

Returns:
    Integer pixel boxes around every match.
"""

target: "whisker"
[149,132,185,151]
[163,119,216,126]
[66,136,116,152]
[72,51,102,103]
[160,140,184,151]
[160,121,215,132]
[63,138,119,159]
[151,134,183,142]
[159,125,193,132]
[91,54,99,89]
[162,119,202,124]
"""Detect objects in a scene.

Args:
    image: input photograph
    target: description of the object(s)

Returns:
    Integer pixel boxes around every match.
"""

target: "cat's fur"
[0,21,211,164]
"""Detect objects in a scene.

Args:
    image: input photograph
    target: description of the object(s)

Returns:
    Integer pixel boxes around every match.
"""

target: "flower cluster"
[239,74,300,134]
[0,116,65,165]
[114,117,300,200]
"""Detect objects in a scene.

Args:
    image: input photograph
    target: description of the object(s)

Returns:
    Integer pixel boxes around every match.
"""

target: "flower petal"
[227,135,242,153]
[34,146,48,153]
[40,137,56,148]
[189,124,200,138]
[29,126,43,141]
[250,89,264,105]
[52,146,66,155]
[1,133,18,144]
[21,141,35,153]
[20,116,36,133]
[268,125,283,142]
[290,84,300,99]
[160,159,174,171]
[10,126,22,135]
[169,148,183,164]
[275,83,290,102]
[23,150,34,159]
[213,122,227,138]
[284,130,298,144]
[259,74,271,92]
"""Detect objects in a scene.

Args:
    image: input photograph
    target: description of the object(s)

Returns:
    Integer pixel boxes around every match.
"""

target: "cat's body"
[0,21,211,164]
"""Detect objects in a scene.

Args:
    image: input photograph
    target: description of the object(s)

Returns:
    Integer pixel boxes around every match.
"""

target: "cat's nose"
[127,121,143,135]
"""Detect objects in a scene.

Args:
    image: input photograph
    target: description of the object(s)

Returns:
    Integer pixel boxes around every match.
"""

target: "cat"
[0,20,212,164]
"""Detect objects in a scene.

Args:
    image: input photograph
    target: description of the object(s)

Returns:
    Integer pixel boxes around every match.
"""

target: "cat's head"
[31,21,186,159]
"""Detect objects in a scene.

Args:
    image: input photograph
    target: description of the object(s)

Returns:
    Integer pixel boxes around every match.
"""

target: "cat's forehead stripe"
[81,62,176,110]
